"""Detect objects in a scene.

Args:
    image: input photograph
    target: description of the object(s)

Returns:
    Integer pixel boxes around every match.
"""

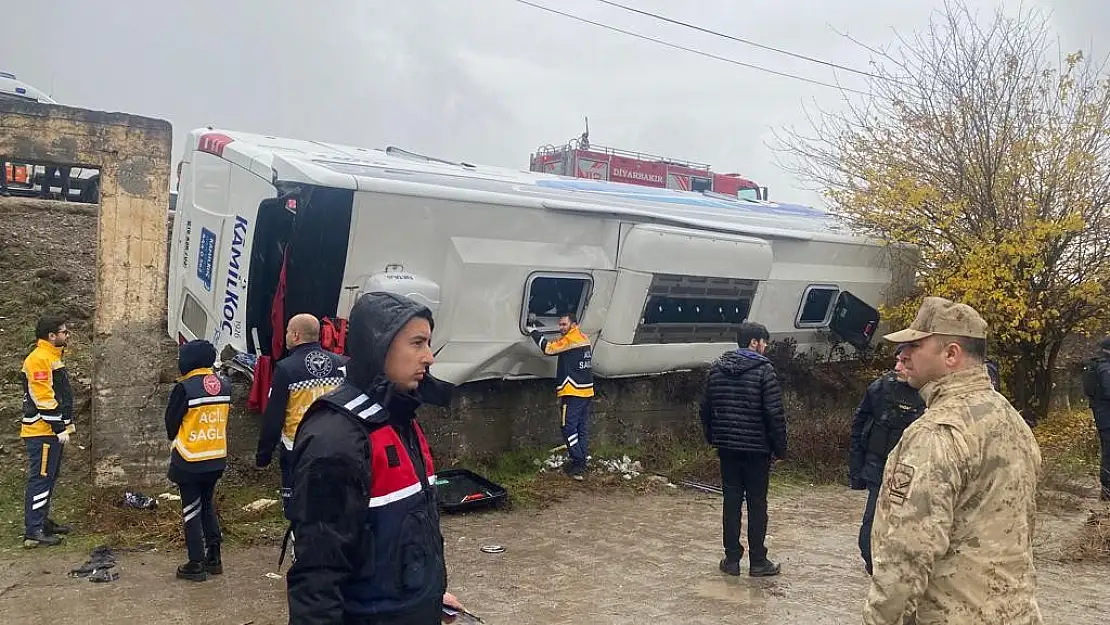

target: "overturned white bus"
[167,128,904,385]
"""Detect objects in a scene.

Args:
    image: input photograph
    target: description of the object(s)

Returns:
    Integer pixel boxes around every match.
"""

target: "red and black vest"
[314,383,446,616]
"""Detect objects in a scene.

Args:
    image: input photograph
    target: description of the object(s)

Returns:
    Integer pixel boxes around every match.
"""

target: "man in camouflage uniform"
[863,296,1042,625]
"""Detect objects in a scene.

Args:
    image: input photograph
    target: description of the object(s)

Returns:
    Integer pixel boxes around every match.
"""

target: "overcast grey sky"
[2,0,1106,207]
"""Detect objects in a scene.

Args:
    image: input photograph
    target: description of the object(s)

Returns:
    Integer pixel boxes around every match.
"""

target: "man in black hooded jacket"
[285,292,464,624]
[848,344,925,575]
[700,321,787,578]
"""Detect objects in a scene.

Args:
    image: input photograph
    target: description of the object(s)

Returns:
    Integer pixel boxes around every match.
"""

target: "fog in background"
[2,0,1106,207]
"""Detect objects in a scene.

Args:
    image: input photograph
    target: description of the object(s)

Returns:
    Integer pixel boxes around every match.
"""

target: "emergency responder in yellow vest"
[526,310,594,478]
[20,315,75,547]
[256,313,347,517]
[164,339,231,582]
[864,296,1043,625]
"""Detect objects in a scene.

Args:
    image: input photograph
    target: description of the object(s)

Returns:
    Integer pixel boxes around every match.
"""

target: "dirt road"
[0,486,1104,624]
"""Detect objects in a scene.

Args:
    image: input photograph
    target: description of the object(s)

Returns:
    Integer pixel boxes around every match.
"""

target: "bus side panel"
[209,161,275,352]
[166,162,189,340]
[170,151,231,344]
[168,151,274,352]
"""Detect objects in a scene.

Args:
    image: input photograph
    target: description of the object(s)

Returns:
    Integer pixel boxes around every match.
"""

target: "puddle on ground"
[694,576,788,605]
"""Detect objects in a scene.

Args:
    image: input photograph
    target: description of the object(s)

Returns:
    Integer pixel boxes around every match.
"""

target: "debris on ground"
[69,545,118,581]
[264,572,282,580]
[597,455,643,480]
[647,475,678,488]
[157,492,181,502]
[219,345,258,382]
[535,453,567,471]
[676,479,723,495]
[122,491,158,510]
[88,569,119,583]
[1067,506,1110,562]
[535,453,662,482]
[241,498,279,513]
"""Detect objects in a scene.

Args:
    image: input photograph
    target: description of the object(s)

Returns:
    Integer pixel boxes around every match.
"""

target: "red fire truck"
[529,133,768,201]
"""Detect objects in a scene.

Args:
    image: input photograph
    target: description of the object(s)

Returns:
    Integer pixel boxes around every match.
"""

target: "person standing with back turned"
[255,313,347,518]
[165,339,232,582]
[699,321,786,577]
[864,296,1042,625]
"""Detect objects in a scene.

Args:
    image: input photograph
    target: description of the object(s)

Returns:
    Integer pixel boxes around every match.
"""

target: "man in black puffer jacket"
[700,321,787,578]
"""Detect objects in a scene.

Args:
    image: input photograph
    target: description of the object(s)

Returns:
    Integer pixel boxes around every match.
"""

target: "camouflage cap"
[883,296,987,343]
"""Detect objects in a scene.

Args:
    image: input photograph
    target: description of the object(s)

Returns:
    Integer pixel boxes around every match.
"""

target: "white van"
[0,71,99,202]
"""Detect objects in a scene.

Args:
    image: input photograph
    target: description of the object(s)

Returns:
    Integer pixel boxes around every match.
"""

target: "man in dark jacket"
[285,292,464,624]
[256,313,347,518]
[164,339,232,582]
[848,344,925,575]
[700,321,787,577]
[1084,337,1110,500]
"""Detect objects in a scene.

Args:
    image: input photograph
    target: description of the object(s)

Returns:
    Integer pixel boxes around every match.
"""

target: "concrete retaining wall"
[1,100,174,486]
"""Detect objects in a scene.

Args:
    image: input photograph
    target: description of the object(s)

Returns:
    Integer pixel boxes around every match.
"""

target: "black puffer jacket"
[699,349,788,458]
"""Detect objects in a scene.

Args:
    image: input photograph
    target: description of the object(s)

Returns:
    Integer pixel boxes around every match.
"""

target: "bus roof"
[188,128,865,244]
[0,73,56,104]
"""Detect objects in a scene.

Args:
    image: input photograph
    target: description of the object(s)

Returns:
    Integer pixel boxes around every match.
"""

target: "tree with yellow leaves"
[775,1,1110,424]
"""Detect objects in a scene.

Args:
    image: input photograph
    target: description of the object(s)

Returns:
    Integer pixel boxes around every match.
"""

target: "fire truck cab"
[530,138,769,201]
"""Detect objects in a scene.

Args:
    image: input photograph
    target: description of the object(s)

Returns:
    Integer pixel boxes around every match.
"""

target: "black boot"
[45,518,72,535]
[176,560,208,582]
[23,529,62,548]
[204,543,223,575]
[562,461,586,480]
[749,559,782,577]
[718,558,742,576]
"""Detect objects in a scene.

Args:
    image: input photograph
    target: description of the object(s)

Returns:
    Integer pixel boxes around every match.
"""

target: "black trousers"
[346,603,442,625]
[1099,428,1110,497]
[279,447,295,520]
[718,449,771,563]
[24,436,64,535]
[177,475,222,562]
[858,480,881,574]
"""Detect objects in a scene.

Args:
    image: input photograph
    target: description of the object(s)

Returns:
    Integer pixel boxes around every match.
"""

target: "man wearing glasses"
[20,315,75,547]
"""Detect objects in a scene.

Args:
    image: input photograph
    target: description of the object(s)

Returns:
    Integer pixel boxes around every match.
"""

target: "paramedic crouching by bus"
[526,311,594,478]
[21,316,75,547]
[286,292,464,624]
[165,339,232,582]
[255,313,347,517]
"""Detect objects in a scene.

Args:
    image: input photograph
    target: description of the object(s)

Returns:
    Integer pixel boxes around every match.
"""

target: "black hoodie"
[699,348,788,458]
[285,292,454,624]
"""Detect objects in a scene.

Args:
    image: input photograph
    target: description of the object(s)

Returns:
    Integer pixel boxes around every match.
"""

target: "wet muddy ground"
[0,486,1105,624]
